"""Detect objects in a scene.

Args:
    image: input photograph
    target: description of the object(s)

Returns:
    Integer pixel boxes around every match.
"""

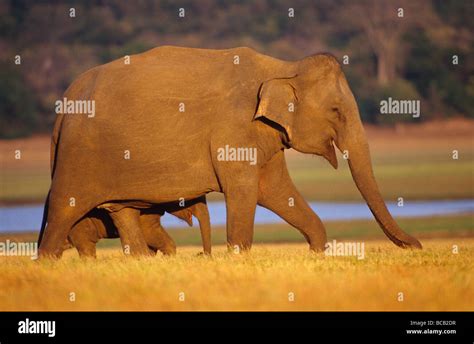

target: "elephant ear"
[254,78,298,142]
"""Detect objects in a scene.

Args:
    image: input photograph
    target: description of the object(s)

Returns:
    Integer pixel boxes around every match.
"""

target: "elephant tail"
[37,189,50,246]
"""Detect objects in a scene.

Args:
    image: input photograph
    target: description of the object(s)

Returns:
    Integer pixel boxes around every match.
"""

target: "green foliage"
[0,63,39,138]
[405,31,474,118]
[433,0,474,31]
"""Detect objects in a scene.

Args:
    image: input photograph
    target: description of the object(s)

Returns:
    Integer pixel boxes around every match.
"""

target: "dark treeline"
[0,0,472,138]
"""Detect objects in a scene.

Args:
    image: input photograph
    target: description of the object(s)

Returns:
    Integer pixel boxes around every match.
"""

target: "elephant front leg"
[223,179,258,253]
[258,188,327,252]
[102,206,152,257]
[258,151,327,251]
[213,137,259,252]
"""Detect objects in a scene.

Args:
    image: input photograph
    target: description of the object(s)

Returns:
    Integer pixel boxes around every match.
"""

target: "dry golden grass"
[0,238,472,311]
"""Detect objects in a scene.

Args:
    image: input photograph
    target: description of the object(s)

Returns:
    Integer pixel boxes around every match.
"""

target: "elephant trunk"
[337,110,422,249]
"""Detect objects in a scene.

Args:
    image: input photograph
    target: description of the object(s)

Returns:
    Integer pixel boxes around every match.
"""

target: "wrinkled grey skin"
[38,46,421,259]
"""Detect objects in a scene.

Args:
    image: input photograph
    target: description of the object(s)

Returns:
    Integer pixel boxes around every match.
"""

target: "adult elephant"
[39,46,421,258]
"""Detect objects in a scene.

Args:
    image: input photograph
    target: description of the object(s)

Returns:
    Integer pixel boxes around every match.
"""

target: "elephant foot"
[309,243,327,253]
[37,249,63,260]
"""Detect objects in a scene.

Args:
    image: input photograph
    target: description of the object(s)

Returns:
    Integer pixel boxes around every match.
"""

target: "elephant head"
[255,54,422,249]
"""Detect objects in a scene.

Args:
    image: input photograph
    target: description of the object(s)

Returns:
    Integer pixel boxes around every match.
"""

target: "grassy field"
[0,238,472,311]
[0,215,472,311]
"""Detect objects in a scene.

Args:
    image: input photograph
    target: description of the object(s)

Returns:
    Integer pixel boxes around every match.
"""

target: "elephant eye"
[332,107,344,123]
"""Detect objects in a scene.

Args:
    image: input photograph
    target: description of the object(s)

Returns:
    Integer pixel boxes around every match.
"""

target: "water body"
[1,199,473,233]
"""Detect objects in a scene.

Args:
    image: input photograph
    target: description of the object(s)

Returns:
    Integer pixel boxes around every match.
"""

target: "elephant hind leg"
[39,195,97,259]
[39,216,79,259]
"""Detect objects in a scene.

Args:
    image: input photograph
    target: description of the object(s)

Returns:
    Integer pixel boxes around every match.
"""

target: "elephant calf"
[67,199,211,258]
